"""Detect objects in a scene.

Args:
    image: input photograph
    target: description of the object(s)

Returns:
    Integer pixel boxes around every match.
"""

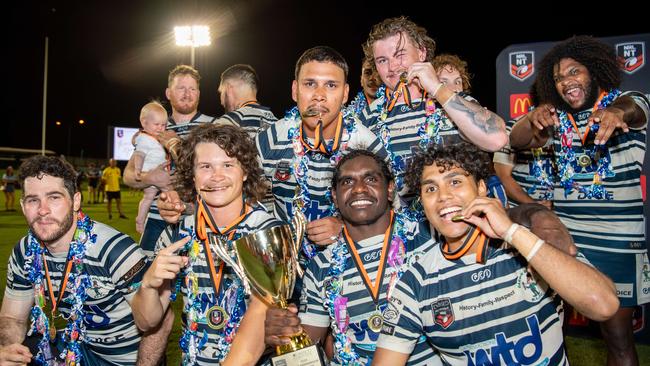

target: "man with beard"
[510,35,649,366]
[371,142,618,366]
[263,150,439,365]
[125,65,217,258]
[124,64,219,366]
[0,156,148,365]
[212,64,278,139]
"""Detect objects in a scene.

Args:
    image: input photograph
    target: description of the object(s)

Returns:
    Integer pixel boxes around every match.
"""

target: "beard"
[171,99,198,115]
[29,209,75,244]
[560,79,600,114]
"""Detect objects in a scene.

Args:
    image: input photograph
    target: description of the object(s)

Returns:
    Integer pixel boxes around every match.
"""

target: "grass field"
[1,183,648,365]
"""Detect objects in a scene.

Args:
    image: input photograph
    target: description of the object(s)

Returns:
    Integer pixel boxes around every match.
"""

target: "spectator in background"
[85,162,101,204]
[102,158,127,220]
[2,165,17,211]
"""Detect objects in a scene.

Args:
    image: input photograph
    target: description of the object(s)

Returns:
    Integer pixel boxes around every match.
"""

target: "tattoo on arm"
[446,95,503,134]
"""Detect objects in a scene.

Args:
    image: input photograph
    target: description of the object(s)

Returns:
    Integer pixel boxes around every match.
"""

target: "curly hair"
[168,64,201,88]
[174,124,266,204]
[331,150,394,188]
[535,35,621,108]
[432,54,472,93]
[363,16,436,69]
[19,156,78,198]
[405,142,491,195]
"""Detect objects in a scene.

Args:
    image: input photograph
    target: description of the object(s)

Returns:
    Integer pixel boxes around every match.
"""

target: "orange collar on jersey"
[442,226,489,264]
[239,100,258,108]
[299,112,343,155]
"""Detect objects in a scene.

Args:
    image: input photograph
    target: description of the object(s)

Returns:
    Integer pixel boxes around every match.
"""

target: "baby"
[132,101,168,233]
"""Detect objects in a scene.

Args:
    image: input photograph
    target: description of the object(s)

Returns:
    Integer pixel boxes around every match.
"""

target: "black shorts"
[106,191,121,200]
[88,177,99,188]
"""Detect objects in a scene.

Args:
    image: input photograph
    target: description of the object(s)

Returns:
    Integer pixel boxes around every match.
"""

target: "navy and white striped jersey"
[155,204,283,365]
[359,93,478,204]
[166,111,215,138]
[377,244,568,366]
[550,91,648,254]
[256,116,387,224]
[300,220,440,365]
[212,103,277,140]
[5,222,148,365]
[493,117,555,207]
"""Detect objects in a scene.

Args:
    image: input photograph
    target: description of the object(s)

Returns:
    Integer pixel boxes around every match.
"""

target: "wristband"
[526,239,545,262]
[503,223,520,244]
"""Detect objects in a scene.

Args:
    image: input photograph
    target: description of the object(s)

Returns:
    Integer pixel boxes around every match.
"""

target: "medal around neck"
[233,224,326,366]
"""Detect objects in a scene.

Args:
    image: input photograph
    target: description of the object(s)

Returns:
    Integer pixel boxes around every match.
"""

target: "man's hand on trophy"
[264,304,303,346]
[158,191,186,224]
[141,237,190,290]
[307,216,343,246]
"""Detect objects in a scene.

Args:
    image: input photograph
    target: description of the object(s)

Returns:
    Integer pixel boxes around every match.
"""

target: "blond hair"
[139,101,168,126]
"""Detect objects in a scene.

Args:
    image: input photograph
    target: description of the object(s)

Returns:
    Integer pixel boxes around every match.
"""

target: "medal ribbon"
[42,253,73,320]
[196,197,248,295]
[442,226,489,264]
[299,112,343,155]
[342,211,394,303]
[385,80,425,113]
[566,90,608,146]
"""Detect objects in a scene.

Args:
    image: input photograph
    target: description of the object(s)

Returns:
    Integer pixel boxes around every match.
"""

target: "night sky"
[5,1,649,159]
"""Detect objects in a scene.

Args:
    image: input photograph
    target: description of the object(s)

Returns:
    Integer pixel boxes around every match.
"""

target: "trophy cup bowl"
[233,224,325,365]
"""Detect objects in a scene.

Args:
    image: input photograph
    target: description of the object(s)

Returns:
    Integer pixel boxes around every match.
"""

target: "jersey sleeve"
[297,253,332,328]
[106,234,148,300]
[4,239,34,299]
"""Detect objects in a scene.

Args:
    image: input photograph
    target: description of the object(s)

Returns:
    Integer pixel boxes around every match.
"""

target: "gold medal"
[206,305,229,330]
[49,315,57,340]
[367,312,383,333]
[578,154,592,168]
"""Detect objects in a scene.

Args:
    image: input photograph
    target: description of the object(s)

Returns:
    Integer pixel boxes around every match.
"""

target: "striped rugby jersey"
[155,203,282,365]
[377,244,568,366]
[550,91,648,254]
[212,103,277,140]
[300,220,440,365]
[6,221,148,365]
[493,117,555,207]
[256,115,387,224]
[359,93,478,204]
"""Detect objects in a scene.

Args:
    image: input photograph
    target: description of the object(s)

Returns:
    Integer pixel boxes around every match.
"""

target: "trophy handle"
[291,211,307,278]
[208,234,251,296]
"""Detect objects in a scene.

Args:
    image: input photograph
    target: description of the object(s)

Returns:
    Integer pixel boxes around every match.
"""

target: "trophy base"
[271,344,326,366]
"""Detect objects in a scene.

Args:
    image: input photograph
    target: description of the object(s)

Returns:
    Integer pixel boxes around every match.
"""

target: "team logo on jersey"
[274,161,291,181]
[617,42,645,74]
[206,305,229,330]
[509,51,534,81]
[431,297,454,329]
[516,268,547,303]
[382,302,400,322]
